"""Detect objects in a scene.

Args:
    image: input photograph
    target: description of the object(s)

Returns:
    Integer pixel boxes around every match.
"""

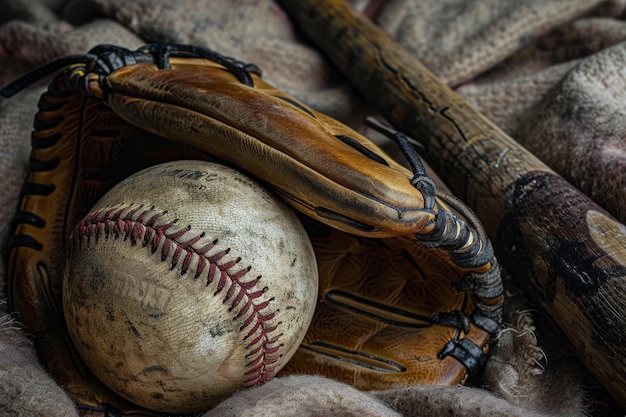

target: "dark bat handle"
[278,0,626,408]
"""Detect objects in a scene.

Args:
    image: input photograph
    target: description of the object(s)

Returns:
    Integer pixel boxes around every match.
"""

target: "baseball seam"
[69,203,283,385]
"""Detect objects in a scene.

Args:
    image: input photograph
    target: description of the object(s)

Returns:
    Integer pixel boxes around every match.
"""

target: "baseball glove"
[1,44,503,416]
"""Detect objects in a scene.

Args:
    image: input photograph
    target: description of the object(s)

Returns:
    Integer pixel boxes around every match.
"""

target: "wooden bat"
[278,0,626,408]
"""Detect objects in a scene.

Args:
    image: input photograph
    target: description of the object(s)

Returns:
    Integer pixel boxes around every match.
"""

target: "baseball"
[62,160,319,414]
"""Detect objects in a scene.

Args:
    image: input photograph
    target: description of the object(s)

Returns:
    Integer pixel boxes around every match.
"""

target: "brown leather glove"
[2,44,503,416]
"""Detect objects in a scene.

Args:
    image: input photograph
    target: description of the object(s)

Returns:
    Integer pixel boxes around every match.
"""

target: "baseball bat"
[278,0,626,408]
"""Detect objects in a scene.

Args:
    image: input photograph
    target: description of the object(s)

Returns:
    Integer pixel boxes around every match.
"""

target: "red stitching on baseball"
[70,204,283,385]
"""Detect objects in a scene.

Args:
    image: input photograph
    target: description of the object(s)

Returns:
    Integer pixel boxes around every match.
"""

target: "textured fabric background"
[1,0,625,416]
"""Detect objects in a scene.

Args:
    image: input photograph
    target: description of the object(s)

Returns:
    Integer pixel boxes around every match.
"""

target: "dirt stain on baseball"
[208,321,232,337]
[141,365,169,376]
[105,305,115,321]
[125,318,141,338]
[156,169,218,182]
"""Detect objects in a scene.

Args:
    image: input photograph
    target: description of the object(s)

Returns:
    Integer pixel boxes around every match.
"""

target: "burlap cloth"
[1,0,625,416]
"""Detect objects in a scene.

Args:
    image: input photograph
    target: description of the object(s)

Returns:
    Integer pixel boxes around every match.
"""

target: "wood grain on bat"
[278,0,626,408]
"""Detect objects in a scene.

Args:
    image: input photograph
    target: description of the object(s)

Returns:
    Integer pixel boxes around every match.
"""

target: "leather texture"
[279,219,491,388]
[3,44,503,416]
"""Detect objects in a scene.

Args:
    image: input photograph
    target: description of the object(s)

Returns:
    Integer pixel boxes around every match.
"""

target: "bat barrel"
[279,0,626,408]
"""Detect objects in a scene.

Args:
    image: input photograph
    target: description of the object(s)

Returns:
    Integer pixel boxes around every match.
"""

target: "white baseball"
[62,160,319,414]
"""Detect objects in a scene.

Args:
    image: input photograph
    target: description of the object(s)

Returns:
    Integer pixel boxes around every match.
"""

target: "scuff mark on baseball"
[62,160,319,414]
